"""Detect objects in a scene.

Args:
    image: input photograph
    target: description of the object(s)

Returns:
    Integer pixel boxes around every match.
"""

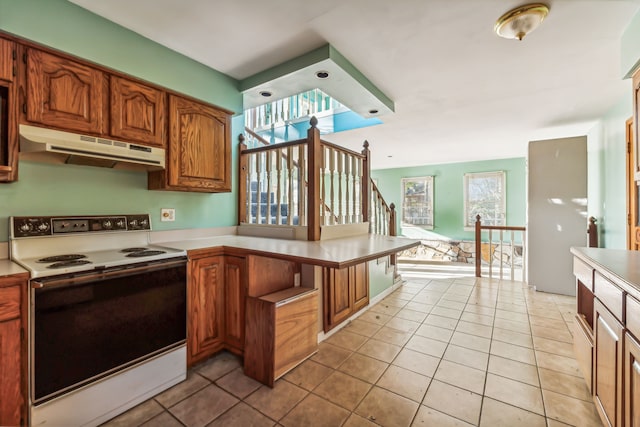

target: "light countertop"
[162,234,420,269]
[0,259,28,278]
[571,247,640,300]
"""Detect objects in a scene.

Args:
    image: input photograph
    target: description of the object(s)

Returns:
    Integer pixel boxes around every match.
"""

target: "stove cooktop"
[9,215,187,278]
[15,244,186,278]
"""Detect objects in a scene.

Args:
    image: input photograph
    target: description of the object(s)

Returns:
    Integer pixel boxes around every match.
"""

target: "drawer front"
[594,272,624,322]
[0,285,20,322]
[573,257,594,291]
[573,315,593,394]
[628,295,640,340]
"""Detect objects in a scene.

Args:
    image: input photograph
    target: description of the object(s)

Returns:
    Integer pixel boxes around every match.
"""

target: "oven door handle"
[31,258,187,289]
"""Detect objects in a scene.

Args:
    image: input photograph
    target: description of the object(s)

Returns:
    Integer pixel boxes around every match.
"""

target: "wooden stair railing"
[239,117,397,244]
[474,215,526,281]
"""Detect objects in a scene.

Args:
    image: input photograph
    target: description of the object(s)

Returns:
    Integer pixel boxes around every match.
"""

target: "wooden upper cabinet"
[0,37,18,182]
[25,48,107,135]
[0,38,15,82]
[110,76,166,147]
[149,94,231,192]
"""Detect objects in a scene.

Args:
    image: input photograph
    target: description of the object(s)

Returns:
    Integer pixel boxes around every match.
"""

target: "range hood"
[19,124,165,170]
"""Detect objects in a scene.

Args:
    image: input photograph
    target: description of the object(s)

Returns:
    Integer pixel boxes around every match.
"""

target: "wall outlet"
[161,208,175,222]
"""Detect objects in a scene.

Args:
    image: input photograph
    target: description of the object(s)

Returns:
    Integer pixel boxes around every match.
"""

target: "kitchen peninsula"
[571,247,640,427]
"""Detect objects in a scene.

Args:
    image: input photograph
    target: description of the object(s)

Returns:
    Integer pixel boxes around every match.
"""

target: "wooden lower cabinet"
[626,333,640,427]
[323,262,369,332]
[245,287,318,386]
[187,252,249,366]
[187,255,225,366]
[0,274,27,427]
[224,255,246,354]
[594,299,624,427]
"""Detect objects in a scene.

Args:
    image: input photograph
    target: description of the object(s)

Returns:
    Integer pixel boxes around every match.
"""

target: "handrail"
[244,127,271,147]
[475,215,526,281]
[320,139,366,159]
[240,138,307,154]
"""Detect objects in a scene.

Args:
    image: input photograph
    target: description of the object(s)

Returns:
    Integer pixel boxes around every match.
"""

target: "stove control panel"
[11,214,152,238]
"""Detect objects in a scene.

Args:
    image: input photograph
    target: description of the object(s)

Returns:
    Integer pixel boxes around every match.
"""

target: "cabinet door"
[224,256,246,353]
[188,256,225,366]
[324,267,352,331]
[167,95,231,191]
[0,38,15,83]
[626,333,640,427]
[110,76,166,147]
[25,48,106,134]
[594,299,624,427]
[352,263,369,312]
[0,319,21,427]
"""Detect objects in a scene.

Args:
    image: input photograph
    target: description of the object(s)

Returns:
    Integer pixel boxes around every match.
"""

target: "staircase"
[240,117,396,235]
[249,181,299,225]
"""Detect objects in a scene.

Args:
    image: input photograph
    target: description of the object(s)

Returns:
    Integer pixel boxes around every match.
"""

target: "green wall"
[0,0,243,242]
[371,157,526,241]
[587,95,632,249]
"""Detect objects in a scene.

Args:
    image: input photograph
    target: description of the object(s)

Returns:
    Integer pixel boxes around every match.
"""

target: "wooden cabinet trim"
[574,257,594,291]
[594,272,624,323]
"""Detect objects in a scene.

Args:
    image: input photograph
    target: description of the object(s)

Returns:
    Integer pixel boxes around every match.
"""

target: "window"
[464,171,506,228]
[401,176,434,229]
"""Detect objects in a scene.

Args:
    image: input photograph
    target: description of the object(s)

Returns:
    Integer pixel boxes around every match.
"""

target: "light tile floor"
[102,270,603,427]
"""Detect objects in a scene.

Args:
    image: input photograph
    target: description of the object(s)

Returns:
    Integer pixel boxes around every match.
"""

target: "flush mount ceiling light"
[315,71,330,79]
[494,3,549,41]
[259,90,272,97]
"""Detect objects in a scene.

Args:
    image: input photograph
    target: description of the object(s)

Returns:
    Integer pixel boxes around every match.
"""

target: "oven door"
[31,258,187,404]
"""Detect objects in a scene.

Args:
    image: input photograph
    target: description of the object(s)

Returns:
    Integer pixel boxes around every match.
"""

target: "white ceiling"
[69,0,640,170]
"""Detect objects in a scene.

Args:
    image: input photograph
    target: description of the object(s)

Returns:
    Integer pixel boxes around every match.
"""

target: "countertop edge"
[165,234,420,268]
[571,246,640,301]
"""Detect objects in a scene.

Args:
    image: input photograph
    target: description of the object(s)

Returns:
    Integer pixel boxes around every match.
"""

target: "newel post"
[587,216,598,248]
[361,140,371,223]
[389,203,397,265]
[307,117,322,241]
[238,134,247,225]
[475,215,482,278]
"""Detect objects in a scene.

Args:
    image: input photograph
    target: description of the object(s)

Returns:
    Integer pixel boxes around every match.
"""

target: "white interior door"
[527,136,588,295]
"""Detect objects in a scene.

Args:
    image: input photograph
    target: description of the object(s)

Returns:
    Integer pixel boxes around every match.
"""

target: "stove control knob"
[19,223,33,232]
[140,219,149,227]
[116,220,125,228]
[103,220,112,229]
[37,223,49,231]
[130,220,138,228]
